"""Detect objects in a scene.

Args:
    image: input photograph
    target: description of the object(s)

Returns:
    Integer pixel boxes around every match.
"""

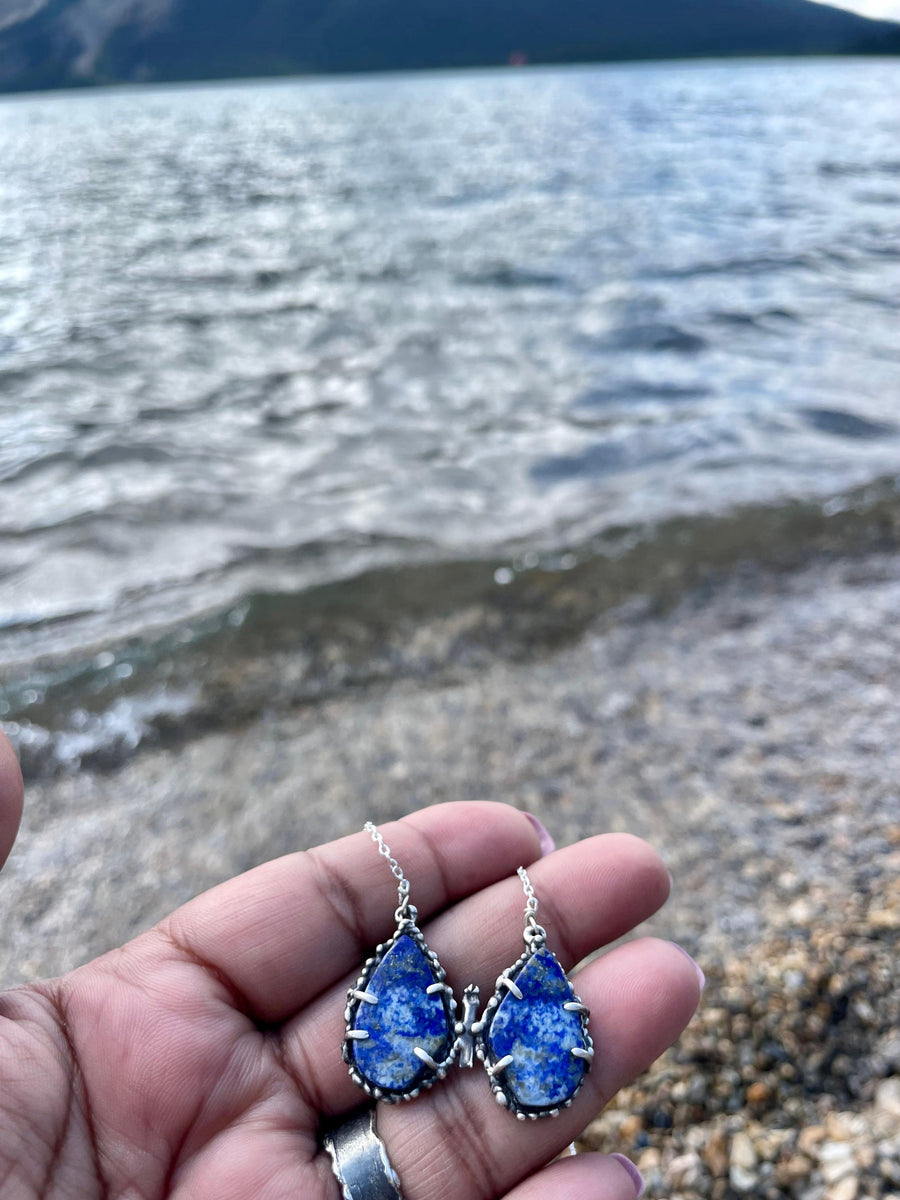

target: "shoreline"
[6,477,900,782]
[3,544,898,975]
[1,546,898,1194]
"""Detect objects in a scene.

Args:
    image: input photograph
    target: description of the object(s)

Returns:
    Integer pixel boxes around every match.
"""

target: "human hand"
[0,730,701,1199]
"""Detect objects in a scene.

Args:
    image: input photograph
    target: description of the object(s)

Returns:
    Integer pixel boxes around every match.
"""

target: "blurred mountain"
[1,0,898,91]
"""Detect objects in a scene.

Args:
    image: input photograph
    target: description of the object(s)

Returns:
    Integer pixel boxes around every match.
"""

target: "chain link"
[364,821,412,920]
[517,865,539,915]
[517,865,546,946]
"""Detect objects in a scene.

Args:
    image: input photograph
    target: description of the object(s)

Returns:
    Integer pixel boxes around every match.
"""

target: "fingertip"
[631,936,705,1022]
[667,941,706,993]
[573,936,704,1105]
[656,938,705,1017]
[401,801,547,884]
[523,811,555,857]
[502,1151,645,1200]
[578,832,671,928]
[0,729,24,869]
[611,833,670,904]
[610,1153,645,1197]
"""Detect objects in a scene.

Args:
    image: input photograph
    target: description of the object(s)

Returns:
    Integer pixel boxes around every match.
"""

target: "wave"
[577,322,707,355]
[5,478,900,780]
[646,252,813,281]
[456,263,570,290]
[819,159,900,178]
[799,408,897,441]
[571,383,712,408]
[709,307,799,329]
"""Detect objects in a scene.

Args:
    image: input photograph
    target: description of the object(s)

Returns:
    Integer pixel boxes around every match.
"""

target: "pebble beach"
[2,546,898,1198]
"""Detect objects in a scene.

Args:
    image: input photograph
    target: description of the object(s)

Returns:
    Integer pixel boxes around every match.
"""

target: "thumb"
[0,731,23,871]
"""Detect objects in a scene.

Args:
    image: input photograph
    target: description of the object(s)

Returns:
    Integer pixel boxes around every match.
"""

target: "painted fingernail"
[669,941,706,992]
[524,812,555,856]
[611,1153,645,1197]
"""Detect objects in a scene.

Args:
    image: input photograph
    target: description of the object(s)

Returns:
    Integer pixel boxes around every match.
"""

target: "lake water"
[1,58,899,773]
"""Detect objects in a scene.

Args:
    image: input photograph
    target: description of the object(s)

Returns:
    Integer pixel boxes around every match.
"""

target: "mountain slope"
[1,0,898,92]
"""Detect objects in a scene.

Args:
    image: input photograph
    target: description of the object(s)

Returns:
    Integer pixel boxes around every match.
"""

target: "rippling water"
[2,58,899,770]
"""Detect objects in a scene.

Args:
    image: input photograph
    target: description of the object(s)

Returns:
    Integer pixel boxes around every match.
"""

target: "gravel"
[2,549,898,1197]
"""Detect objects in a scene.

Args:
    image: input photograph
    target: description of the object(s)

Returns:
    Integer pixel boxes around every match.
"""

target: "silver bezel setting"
[476,943,593,1120]
[343,919,458,1103]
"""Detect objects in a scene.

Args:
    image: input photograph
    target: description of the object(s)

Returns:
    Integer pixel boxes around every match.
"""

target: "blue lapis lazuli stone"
[351,933,453,1094]
[485,947,587,1111]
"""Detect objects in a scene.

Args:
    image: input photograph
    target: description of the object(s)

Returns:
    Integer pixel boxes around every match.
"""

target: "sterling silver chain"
[517,865,538,915]
[364,821,413,922]
[518,865,547,946]
[364,823,544,940]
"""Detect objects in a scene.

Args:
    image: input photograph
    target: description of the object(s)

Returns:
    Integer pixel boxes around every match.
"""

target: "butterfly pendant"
[342,902,593,1120]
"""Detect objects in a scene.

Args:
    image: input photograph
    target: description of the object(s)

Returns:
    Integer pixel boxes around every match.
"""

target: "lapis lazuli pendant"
[343,911,457,1103]
[478,943,592,1118]
[347,825,592,1119]
[476,867,593,1119]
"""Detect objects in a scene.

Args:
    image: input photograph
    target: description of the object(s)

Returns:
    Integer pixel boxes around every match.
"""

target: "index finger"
[158,802,544,1024]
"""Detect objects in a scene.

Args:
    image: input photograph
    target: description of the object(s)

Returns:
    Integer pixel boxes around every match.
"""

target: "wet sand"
[1,549,898,1197]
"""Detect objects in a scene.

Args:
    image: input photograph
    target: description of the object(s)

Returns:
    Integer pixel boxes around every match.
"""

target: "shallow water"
[1,58,899,769]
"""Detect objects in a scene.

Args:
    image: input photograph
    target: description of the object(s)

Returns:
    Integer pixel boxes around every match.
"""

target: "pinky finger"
[502,1152,643,1200]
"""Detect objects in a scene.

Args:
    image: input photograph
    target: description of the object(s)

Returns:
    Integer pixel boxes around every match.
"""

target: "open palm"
[0,734,700,1200]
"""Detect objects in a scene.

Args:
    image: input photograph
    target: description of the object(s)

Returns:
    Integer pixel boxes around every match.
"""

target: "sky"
[831,0,900,16]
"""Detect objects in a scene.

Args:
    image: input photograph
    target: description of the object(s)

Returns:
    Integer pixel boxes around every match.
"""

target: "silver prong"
[351,989,378,1004]
[487,1054,514,1076]
[563,1001,588,1013]
[571,1046,593,1061]
[346,1030,371,1040]
[413,1047,440,1070]
[500,978,524,1000]
[426,982,451,994]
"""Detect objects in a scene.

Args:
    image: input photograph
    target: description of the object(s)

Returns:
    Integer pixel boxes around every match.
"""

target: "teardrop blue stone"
[485,947,587,1111]
[351,933,453,1094]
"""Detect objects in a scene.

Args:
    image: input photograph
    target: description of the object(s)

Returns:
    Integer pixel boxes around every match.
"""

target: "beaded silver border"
[476,945,593,1120]
[343,920,458,1103]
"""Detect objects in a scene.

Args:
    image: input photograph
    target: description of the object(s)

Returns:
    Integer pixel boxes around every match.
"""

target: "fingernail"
[611,1153,645,1197]
[524,812,555,856]
[669,941,706,992]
